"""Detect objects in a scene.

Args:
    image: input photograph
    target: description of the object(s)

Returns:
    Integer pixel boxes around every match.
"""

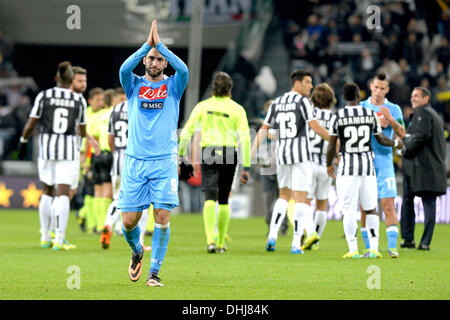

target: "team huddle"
[19,20,408,288]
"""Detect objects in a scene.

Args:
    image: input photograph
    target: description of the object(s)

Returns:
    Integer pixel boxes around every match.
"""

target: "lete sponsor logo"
[139,85,167,101]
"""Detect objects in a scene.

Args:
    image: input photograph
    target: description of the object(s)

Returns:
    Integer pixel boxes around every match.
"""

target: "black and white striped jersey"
[309,107,336,166]
[264,91,316,165]
[330,105,382,176]
[108,101,128,176]
[29,87,87,161]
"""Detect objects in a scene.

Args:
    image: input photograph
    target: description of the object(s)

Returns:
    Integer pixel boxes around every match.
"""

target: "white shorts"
[38,158,80,189]
[111,175,121,200]
[336,175,378,214]
[308,162,332,200]
[71,159,80,190]
[277,162,312,192]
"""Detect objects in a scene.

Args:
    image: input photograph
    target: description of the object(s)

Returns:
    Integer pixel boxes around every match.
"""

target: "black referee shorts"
[201,146,237,204]
[92,150,113,185]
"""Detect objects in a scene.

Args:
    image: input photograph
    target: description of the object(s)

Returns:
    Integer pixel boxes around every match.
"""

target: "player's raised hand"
[147,22,155,47]
[151,20,160,45]
[379,106,393,122]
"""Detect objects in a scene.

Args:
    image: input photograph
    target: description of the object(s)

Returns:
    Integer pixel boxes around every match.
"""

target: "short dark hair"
[373,71,390,84]
[103,88,117,106]
[343,82,360,102]
[290,70,312,85]
[311,83,336,109]
[414,86,431,99]
[115,87,125,95]
[88,87,104,99]
[72,66,87,76]
[212,71,233,97]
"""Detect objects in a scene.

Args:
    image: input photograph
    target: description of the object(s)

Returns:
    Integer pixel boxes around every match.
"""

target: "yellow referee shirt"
[179,96,251,167]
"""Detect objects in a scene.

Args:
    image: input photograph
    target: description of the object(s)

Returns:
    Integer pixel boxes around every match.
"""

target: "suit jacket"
[403,104,447,196]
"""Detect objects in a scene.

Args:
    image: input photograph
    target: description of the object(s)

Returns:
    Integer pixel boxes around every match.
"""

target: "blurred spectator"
[435,37,450,70]
[418,63,436,87]
[389,74,411,108]
[398,58,418,87]
[347,14,370,41]
[419,77,430,89]
[244,81,267,121]
[352,49,378,87]
[384,33,403,61]
[0,104,19,159]
[230,54,256,105]
[403,33,423,67]
[435,62,446,81]
[377,58,401,80]
[283,20,301,48]
[432,75,450,123]
[406,18,426,42]
[381,13,400,37]
[0,28,15,77]
[291,30,309,59]
[306,14,323,40]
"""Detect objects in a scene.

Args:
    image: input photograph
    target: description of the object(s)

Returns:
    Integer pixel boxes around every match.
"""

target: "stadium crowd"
[275,0,450,134]
[0,28,37,161]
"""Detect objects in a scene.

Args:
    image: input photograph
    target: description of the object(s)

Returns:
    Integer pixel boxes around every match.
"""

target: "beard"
[146,66,163,79]
[73,86,86,94]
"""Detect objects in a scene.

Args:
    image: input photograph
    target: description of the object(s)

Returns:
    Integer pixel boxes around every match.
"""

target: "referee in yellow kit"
[179,71,251,253]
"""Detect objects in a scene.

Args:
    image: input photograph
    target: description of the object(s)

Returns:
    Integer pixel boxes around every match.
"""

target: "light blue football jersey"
[360,97,404,166]
[119,42,188,160]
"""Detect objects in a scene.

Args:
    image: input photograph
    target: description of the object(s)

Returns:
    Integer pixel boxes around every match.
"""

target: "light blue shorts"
[118,155,179,212]
[374,165,397,199]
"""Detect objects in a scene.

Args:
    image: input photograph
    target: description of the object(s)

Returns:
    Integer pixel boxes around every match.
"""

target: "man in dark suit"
[400,87,447,250]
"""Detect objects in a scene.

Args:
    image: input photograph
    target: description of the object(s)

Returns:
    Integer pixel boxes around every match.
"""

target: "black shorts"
[201,147,237,204]
[92,150,113,185]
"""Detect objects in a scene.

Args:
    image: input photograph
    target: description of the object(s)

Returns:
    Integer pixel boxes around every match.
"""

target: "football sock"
[366,214,380,252]
[286,199,295,227]
[292,204,304,249]
[105,199,119,228]
[39,194,53,242]
[268,198,288,241]
[203,200,216,244]
[386,225,399,250]
[217,204,230,248]
[343,212,358,253]
[138,208,149,246]
[150,223,170,275]
[99,198,111,231]
[360,227,370,250]
[122,224,142,255]
[83,195,96,233]
[53,195,70,246]
[296,202,315,236]
[93,197,103,232]
[314,210,328,238]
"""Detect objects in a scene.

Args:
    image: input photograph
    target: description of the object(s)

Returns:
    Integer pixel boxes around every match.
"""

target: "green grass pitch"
[1,209,449,300]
